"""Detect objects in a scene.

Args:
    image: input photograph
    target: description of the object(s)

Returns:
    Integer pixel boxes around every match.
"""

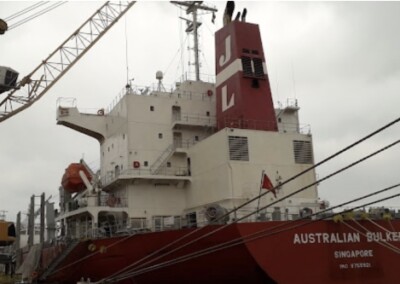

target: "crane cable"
[103,139,400,282]
[4,2,49,21]
[49,120,400,281]
[3,1,68,31]
[205,116,400,229]
[98,116,400,282]
[108,188,400,282]
[105,183,400,282]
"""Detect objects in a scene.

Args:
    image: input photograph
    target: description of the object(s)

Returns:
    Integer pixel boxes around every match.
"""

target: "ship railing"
[107,82,214,113]
[65,193,128,212]
[68,208,320,241]
[102,166,190,186]
[76,222,152,240]
[75,206,400,240]
[99,194,128,208]
[75,216,208,240]
[172,112,216,127]
[173,138,202,149]
[340,206,400,220]
[197,207,312,224]
[56,97,110,118]
[176,71,216,84]
[219,118,311,134]
[73,107,107,115]
[218,118,278,131]
[56,97,77,108]
[279,122,311,135]
[165,89,214,101]
[174,134,219,149]
[275,98,299,110]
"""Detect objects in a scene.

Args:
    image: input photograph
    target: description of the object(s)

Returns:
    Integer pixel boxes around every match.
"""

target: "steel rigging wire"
[99,118,400,280]
[105,141,400,282]
[111,185,400,281]
[48,118,400,282]
[95,116,400,282]
[104,183,400,282]
[3,2,49,21]
[199,116,400,228]
[4,1,67,31]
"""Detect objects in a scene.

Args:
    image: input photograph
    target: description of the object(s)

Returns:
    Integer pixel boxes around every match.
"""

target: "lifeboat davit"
[61,163,92,193]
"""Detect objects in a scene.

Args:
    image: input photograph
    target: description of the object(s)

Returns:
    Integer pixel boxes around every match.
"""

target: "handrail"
[107,83,214,113]
[102,166,190,187]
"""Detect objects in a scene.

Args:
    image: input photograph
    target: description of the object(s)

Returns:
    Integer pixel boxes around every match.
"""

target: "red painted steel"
[38,220,400,284]
[215,21,278,132]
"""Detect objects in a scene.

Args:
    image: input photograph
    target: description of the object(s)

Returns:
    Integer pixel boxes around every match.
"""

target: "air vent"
[253,58,264,78]
[241,57,264,79]
[228,136,249,161]
[241,56,253,77]
[293,140,313,164]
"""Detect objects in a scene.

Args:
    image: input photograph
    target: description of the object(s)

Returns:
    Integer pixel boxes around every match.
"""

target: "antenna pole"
[171,1,217,81]
[193,9,200,81]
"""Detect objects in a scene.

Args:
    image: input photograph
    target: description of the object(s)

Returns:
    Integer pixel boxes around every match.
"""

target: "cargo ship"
[16,2,400,284]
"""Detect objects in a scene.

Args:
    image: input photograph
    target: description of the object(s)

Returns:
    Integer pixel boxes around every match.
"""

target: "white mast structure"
[171,1,217,81]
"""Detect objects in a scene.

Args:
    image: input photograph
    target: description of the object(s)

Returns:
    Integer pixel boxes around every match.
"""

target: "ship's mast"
[171,1,217,81]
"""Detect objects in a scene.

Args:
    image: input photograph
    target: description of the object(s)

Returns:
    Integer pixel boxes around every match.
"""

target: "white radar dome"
[156,71,163,80]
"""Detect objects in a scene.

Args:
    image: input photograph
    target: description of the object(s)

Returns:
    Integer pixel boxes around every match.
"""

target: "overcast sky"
[0,1,399,222]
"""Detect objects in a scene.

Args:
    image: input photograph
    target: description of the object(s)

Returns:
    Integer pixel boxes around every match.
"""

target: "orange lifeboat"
[61,163,92,193]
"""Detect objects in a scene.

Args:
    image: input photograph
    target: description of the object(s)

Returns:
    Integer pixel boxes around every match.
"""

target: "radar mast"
[171,1,217,81]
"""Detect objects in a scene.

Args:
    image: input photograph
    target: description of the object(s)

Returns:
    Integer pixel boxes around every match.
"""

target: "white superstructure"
[54,2,321,239]
[56,79,319,237]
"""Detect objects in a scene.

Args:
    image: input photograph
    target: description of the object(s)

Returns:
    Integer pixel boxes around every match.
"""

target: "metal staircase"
[39,239,80,281]
[150,144,175,175]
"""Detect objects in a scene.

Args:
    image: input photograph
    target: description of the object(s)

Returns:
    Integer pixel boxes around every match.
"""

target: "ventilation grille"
[293,140,313,164]
[242,57,253,77]
[241,56,265,79]
[253,58,264,78]
[229,136,249,161]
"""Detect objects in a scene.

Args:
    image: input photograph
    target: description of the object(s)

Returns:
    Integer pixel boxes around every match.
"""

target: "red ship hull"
[38,219,400,284]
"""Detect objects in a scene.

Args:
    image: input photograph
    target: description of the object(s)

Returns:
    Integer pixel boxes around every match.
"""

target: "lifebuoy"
[207,90,213,97]
[97,109,105,115]
[99,245,107,253]
[88,243,96,251]
[133,161,140,168]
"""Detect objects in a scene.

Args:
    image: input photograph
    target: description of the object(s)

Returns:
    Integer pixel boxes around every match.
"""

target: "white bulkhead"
[57,78,319,232]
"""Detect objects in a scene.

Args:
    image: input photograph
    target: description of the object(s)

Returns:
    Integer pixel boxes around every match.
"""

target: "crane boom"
[0,1,136,123]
